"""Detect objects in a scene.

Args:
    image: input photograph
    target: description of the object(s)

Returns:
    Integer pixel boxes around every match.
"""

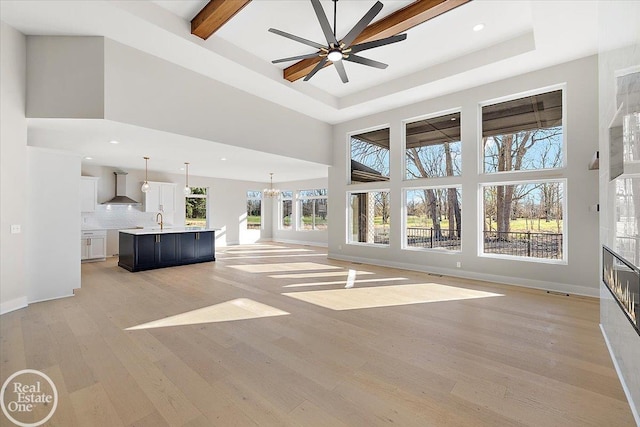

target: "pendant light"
[141,157,150,193]
[263,173,280,198]
[183,162,191,196]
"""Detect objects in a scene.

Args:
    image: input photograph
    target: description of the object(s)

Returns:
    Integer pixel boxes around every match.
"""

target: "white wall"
[103,38,332,165]
[26,36,104,119]
[329,56,600,297]
[271,177,329,247]
[597,1,640,422]
[0,23,28,314]
[26,147,81,303]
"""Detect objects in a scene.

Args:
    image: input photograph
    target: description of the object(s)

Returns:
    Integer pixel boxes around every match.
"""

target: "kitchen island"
[118,227,217,272]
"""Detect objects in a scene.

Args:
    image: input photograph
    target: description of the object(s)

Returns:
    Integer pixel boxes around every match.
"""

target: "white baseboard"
[327,252,599,298]
[600,324,640,426]
[0,296,28,315]
[27,293,75,305]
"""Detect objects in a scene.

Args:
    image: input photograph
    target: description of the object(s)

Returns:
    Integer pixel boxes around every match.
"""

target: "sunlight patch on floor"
[125,298,289,330]
[282,283,503,311]
[270,270,374,279]
[220,254,325,260]
[283,277,409,289]
[220,249,313,254]
[227,262,341,274]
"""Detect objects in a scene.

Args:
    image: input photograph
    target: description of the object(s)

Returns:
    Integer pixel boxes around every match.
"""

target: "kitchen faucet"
[156,212,164,230]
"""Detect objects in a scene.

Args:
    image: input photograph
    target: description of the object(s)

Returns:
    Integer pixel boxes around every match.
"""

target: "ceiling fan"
[269,0,407,83]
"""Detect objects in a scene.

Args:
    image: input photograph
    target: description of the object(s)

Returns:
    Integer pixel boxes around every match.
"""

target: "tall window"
[280,191,293,230]
[348,191,390,245]
[482,181,564,260]
[405,187,461,251]
[483,89,563,173]
[480,88,566,262]
[246,191,261,230]
[350,128,390,183]
[406,112,461,180]
[298,189,328,231]
[185,187,208,227]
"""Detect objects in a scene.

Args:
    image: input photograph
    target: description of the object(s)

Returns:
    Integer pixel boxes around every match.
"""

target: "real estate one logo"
[1,369,58,427]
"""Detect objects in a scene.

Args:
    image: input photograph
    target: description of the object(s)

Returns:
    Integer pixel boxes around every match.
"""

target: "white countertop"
[119,227,219,235]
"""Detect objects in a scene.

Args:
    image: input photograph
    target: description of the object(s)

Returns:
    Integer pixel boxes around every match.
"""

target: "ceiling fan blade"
[268,28,326,50]
[350,33,407,54]
[334,60,349,83]
[344,54,388,69]
[272,52,320,64]
[310,0,338,46]
[303,57,329,81]
[341,1,383,48]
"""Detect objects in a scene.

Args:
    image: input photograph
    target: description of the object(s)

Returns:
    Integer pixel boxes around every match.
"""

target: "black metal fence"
[483,230,563,259]
[406,227,461,250]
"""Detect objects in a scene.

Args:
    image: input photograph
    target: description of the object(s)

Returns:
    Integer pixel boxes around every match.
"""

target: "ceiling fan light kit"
[269,0,407,83]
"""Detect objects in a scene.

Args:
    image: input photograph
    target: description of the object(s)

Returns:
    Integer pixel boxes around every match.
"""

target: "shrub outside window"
[405,187,461,251]
[348,191,390,245]
[406,112,461,180]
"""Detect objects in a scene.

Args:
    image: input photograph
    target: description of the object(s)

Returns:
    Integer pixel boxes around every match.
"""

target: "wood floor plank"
[1,243,634,426]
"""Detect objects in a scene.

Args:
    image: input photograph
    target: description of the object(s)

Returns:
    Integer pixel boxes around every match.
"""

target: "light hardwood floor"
[1,243,635,426]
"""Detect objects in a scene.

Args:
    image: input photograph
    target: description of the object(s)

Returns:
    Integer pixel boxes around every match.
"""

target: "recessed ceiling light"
[180,167,185,171]
[220,157,227,161]
[109,140,119,144]
[84,156,93,160]
[451,117,456,121]
[473,23,485,32]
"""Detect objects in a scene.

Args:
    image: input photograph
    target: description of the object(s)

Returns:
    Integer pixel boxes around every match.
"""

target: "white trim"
[27,293,75,305]
[600,324,640,426]
[0,296,28,315]
[327,252,599,298]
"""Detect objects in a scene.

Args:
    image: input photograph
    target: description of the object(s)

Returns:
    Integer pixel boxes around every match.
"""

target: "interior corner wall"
[271,177,329,247]
[329,56,600,297]
[26,36,105,119]
[102,38,332,166]
[0,22,28,315]
[26,147,81,303]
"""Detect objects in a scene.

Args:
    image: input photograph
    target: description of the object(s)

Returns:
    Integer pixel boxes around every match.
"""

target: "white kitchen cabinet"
[80,176,99,212]
[144,182,176,213]
[81,230,107,261]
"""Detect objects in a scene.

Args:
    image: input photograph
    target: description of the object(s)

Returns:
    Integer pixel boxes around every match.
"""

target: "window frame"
[477,178,568,264]
[246,190,263,231]
[402,108,462,182]
[279,191,293,231]
[347,124,392,185]
[346,189,391,247]
[297,189,328,232]
[184,187,209,228]
[478,84,568,176]
[402,185,462,253]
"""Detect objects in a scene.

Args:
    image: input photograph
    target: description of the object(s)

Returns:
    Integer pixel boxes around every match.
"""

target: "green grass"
[247,215,261,224]
[487,218,563,233]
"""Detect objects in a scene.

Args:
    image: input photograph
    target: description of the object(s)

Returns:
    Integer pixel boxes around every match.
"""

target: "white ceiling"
[1,0,638,182]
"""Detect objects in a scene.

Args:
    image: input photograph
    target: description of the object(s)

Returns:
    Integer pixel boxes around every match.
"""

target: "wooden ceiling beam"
[191,0,252,40]
[284,0,471,82]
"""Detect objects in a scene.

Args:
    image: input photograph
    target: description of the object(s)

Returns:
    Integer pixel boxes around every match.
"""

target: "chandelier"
[263,173,280,198]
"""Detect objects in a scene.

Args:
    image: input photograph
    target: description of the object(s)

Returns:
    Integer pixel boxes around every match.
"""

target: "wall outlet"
[456,261,461,268]
[10,224,21,234]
